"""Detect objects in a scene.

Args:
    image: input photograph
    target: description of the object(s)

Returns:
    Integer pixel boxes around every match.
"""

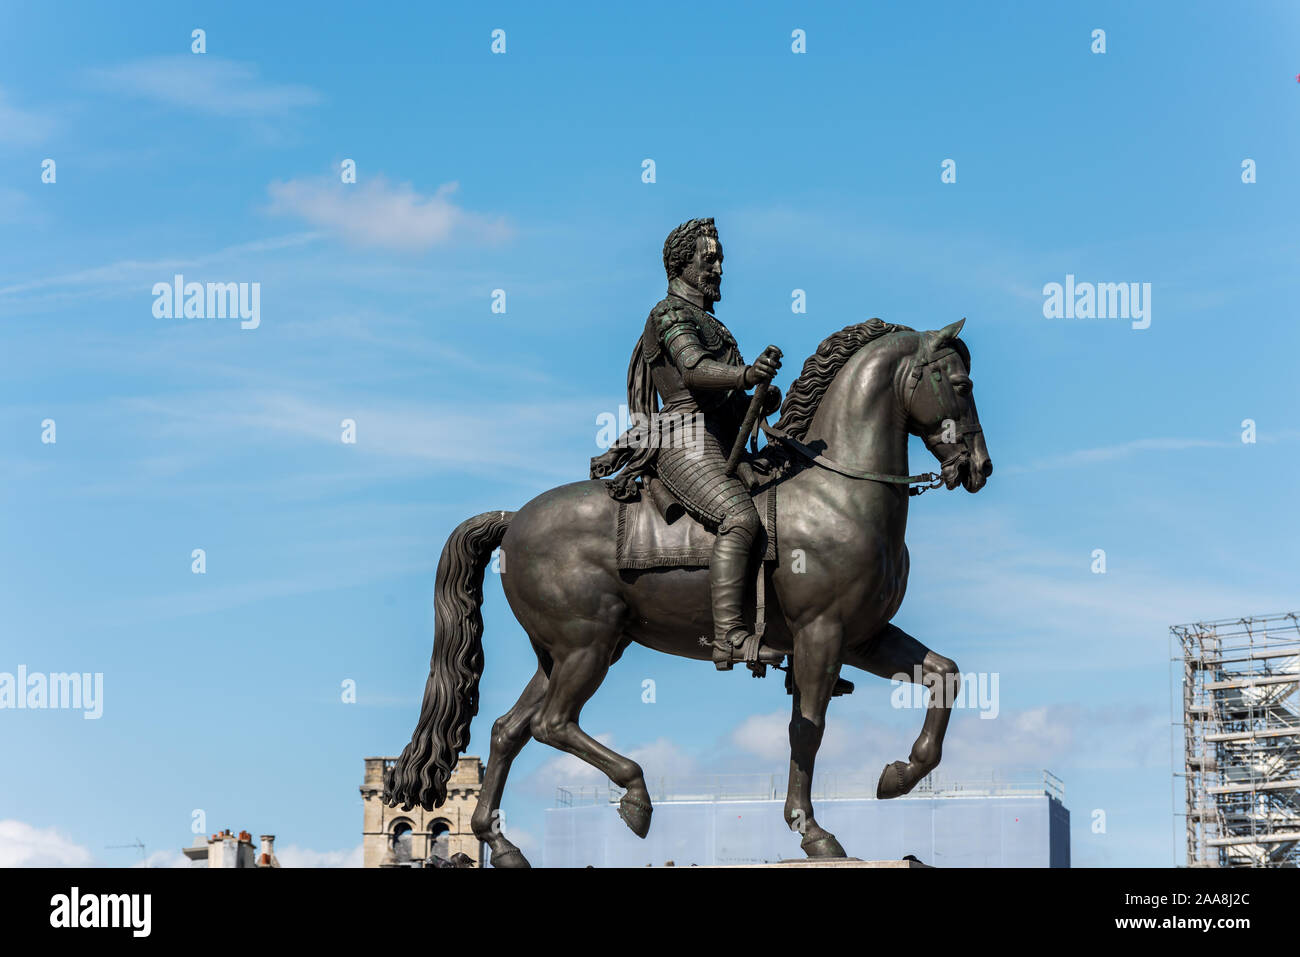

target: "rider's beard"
[701,279,721,303]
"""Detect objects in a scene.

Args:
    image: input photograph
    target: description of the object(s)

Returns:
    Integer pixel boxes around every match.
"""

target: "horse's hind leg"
[845,622,960,799]
[471,666,548,868]
[530,634,653,839]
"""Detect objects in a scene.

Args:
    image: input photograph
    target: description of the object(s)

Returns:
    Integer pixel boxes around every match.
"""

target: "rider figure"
[592,217,784,670]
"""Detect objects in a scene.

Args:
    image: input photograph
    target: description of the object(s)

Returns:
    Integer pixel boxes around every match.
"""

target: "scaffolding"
[1173,613,1300,867]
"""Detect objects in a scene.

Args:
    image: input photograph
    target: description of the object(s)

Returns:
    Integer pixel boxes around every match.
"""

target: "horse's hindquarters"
[498,481,630,649]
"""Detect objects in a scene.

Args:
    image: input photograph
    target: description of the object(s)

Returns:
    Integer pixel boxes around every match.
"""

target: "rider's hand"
[761,385,782,415]
[744,347,782,386]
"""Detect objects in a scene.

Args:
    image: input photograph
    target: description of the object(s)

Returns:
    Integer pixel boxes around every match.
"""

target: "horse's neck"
[804,340,910,479]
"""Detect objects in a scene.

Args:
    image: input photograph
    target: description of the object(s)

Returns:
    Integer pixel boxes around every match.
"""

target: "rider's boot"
[710,512,782,671]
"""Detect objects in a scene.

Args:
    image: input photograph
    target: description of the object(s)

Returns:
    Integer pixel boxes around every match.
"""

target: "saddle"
[614,478,777,570]
[611,478,852,694]
[614,476,779,677]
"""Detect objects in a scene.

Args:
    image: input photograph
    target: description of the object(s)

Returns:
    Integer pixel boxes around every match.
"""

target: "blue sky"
[1,1,1298,867]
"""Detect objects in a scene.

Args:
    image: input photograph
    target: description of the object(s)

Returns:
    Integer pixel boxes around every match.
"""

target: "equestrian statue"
[385,217,994,866]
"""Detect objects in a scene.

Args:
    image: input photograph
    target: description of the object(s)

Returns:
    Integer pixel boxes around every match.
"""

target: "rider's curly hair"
[663,217,717,279]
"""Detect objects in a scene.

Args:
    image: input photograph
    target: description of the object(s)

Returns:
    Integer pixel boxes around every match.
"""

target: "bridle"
[760,339,980,497]
[760,419,943,494]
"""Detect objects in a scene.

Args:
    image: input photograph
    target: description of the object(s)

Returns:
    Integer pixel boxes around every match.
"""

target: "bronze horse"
[385,317,992,866]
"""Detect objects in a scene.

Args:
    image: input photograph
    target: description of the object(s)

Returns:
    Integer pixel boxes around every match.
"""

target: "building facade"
[360,755,484,867]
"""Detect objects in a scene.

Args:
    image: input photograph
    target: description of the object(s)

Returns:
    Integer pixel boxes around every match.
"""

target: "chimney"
[258,834,280,868]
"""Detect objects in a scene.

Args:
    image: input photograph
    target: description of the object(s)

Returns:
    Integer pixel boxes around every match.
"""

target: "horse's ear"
[934,317,966,344]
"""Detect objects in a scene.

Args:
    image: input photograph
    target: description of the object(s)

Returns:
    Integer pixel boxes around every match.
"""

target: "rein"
[759,420,944,495]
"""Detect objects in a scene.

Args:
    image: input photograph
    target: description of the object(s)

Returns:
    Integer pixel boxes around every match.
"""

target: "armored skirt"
[652,417,755,529]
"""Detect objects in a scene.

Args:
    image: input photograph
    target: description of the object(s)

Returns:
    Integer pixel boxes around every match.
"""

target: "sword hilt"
[725,346,780,478]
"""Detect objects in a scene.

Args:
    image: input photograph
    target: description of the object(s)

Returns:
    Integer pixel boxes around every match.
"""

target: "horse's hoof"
[801,829,847,859]
[618,793,653,839]
[876,760,915,800]
[489,845,531,869]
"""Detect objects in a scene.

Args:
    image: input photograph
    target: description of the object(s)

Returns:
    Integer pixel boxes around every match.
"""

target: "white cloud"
[730,708,882,767]
[0,187,42,226]
[119,390,593,478]
[911,702,1169,784]
[128,841,364,868]
[726,699,1165,793]
[0,232,320,299]
[0,257,194,298]
[627,737,702,778]
[1001,436,1232,475]
[267,176,512,251]
[898,509,1296,676]
[0,820,94,867]
[0,88,56,145]
[1001,431,1300,475]
[136,848,191,868]
[524,732,618,795]
[507,828,538,858]
[113,841,363,868]
[520,735,699,798]
[91,56,321,117]
[730,711,792,763]
[275,842,363,867]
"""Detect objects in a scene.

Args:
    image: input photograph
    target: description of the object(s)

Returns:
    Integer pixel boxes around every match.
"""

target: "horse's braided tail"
[384,510,513,811]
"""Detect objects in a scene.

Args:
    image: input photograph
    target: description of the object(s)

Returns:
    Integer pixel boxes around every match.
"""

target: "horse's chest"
[773,474,909,624]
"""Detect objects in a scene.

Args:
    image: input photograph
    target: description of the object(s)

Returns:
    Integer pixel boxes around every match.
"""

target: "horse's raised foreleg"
[530,640,654,839]
[471,666,548,868]
[846,623,959,799]
[785,618,848,858]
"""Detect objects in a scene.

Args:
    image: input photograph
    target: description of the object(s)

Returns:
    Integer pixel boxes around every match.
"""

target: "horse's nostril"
[980,459,993,478]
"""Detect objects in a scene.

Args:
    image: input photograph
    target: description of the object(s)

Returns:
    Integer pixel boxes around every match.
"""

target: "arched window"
[390,820,414,862]
[430,820,451,860]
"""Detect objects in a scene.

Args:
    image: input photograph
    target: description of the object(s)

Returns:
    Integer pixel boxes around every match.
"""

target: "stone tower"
[360,756,484,867]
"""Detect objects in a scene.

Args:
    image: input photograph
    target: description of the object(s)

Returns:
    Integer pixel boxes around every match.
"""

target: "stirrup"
[713,632,783,674]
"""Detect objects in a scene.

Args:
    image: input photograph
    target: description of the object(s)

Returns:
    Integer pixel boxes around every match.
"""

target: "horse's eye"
[952,379,972,395]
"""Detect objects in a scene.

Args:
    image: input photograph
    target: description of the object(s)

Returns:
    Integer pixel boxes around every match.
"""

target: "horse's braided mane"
[773,318,914,442]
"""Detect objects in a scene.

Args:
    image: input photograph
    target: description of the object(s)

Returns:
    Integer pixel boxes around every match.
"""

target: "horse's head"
[904,319,992,493]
